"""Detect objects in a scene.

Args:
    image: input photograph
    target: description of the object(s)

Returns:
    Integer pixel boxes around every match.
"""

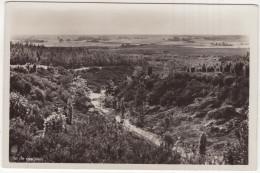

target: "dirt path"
[88,90,190,158]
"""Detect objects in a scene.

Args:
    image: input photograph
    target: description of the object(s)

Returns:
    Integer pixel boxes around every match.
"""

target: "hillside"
[9,41,249,165]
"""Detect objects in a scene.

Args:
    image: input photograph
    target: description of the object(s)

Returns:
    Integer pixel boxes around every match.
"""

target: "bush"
[176,90,193,106]
[61,90,70,102]
[198,133,207,155]
[174,72,189,79]
[224,76,235,86]
[26,105,44,130]
[56,66,67,75]
[58,75,73,87]
[74,95,92,112]
[10,73,32,95]
[9,92,28,119]
[44,111,67,134]
[30,75,45,89]
[9,117,33,160]
[163,131,174,148]
[34,88,45,102]
[212,75,223,86]
[244,65,249,77]
[47,66,55,72]
[234,62,244,76]
[204,75,213,83]
[223,120,248,165]
[46,89,55,102]
[160,90,175,106]
[36,67,50,76]
[148,66,153,75]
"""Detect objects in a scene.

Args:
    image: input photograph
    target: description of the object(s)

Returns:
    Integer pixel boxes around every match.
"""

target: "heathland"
[9,35,249,164]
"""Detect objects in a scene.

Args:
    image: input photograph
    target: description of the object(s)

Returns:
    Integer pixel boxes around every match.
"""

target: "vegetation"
[9,40,249,165]
[10,42,137,68]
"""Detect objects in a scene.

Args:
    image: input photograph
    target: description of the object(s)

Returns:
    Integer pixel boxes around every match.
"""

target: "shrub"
[175,90,193,106]
[204,75,213,83]
[223,63,232,73]
[47,66,55,72]
[74,95,92,112]
[36,67,50,76]
[9,117,33,159]
[56,66,67,75]
[202,64,206,72]
[10,73,22,92]
[212,75,223,86]
[9,92,28,119]
[223,120,248,165]
[10,73,31,95]
[58,75,73,87]
[163,131,174,148]
[44,111,67,134]
[135,83,146,107]
[174,72,189,79]
[26,105,44,130]
[145,79,154,90]
[46,89,55,102]
[224,76,235,86]
[148,66,153,75]
[61,90,70,102]
[34,88,45,102]
[24,82,32,94]
[10,92,44,129]
[160,90,175,106]
[41,106,53,118]
[198,133,207,155]
[244,65,249,77]
[65,98,73,125]
[132,66,144,77]
[30,75,45,89]
[234,62,244,76]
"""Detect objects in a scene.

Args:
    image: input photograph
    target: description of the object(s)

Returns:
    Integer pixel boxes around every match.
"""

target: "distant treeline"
[10,42,140,69]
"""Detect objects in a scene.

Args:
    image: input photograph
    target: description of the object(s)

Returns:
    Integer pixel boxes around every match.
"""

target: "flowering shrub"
[9,92,29,119]
[44,111,67,134]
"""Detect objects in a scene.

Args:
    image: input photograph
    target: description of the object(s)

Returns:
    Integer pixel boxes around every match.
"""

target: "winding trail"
[88,90,190,158]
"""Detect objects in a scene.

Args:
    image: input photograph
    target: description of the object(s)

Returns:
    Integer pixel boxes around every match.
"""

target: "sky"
[5,2,259,36]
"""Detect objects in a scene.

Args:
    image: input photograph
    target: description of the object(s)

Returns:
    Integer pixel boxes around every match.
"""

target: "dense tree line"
[10,42,137,68]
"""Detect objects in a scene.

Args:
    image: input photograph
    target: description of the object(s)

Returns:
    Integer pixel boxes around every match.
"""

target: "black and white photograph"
[2,1,259,171]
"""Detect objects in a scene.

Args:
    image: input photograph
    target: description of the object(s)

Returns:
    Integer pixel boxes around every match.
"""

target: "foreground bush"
[223,120,248,165]
[11,112,182,164]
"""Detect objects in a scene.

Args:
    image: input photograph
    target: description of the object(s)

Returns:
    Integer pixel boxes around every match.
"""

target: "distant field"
[113,45,249,57]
